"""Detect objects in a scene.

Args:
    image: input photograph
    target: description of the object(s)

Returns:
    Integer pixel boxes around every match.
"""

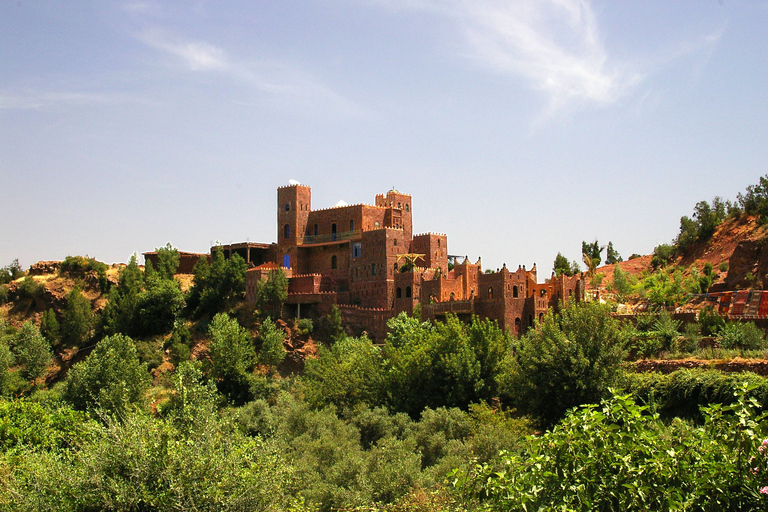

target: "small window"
[350,219,354,231]
[331,255,337,269]
[513,285,518,298]
[398,202,401,209]
[285,203,290,212]
[374,221,380,228]
[396,288,402,298]
[371,263,377,276]
[284,224,290,239]
[437,238,440,247]
[393,239,397,246]
[353,242,361,258]
[540,289,546,297]
[488,287,493,299]
[405,286,412,298]
[314,224,319,236]
[450,292,455,301]
[331,223,337,241]
[405,204,410,212]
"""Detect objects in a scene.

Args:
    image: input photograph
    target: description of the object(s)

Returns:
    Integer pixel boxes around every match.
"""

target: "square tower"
[277,184,311,269]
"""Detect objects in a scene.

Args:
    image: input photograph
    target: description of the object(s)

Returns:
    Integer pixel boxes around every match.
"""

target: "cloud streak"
[0,90,141,111]
[375,0,641,116]
[135,29,366,117]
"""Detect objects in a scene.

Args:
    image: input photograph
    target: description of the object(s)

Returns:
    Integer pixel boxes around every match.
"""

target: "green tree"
[134,273,184,336]
[154,242,180,280]
[612,265,634,302]
[0,337,14,397]
[61,287,94,346]
[553,252,580,277]
[304,335,385,412]
[257,317,286,370]
[582,240,604,275]
[255,269,289,319]
[188,250,247,318]
[499,300,628,427]
[205,313,256,404]
[0,259,25,286]
[63,334,150,417]
[39,309,60,346]
[12,322,52,382]
[605,241,623,265]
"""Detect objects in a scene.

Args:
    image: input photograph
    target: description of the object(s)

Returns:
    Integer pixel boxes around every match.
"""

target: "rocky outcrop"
[723,237,768,290]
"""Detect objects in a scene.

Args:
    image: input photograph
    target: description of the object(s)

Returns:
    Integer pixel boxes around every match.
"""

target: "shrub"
[204,313,256,404]
[15,277,42,301]
[258,317,286,370]
[12,322,52,382]
[61,287,94,347]
[296,317,314,335]
[699,305,725,336]
[718,321,766,350]
[39,309,60,346]
[499,301,627,427]
[62,333,150,417]
[463,388,768,511]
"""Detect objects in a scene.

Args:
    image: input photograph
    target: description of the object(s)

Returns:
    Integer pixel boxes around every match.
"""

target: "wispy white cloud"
[372,0,642,116]
[135,29,366,117]
[0,90,141,111]
[138,30,227,71]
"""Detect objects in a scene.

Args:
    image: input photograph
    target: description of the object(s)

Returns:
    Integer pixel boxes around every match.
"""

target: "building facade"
[227,183,584,341]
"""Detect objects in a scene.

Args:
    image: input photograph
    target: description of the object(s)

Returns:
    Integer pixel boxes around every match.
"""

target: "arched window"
[283,254,290,268]
[450,292,455,301]
[405,204,410,212]
[394,262,398,272]
[393,239,397,246]
[398,202,402,209]
[331,255,337,269]
[284,224,290,239]
[540,289,546,297]
[539,313,544,322]
[285,203,290,211]
[488,287,493,299]
[350,219,354,231]
[437,238,440,247]
[405,286,412,298]
[396,288,402,298]
[515,317,521,335]
[331,223,337,241]
[513,285,518,298]
[371,263,377,276]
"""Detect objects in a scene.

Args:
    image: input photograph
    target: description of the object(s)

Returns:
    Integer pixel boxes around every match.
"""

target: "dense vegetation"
[4,175,768,509]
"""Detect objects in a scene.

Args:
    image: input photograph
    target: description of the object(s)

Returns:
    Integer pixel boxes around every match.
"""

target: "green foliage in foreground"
[460,386,768,511]
[499,300,628,427]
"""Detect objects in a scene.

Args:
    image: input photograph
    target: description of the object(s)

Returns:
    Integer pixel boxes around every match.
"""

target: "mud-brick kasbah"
[146,182,585,341]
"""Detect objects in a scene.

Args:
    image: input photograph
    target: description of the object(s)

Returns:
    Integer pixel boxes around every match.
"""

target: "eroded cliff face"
[723,237,768,290]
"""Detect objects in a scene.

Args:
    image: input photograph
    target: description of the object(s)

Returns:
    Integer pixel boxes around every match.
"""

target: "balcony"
[299,230,361,245]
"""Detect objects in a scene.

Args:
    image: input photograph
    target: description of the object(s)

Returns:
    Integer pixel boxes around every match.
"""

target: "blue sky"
[2,1,767,278]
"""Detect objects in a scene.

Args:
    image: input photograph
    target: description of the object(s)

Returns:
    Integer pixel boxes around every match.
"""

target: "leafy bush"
[204,312,256,404]
[0,398,91,454]
[620,368,768,421]
[462,388,768,511]
[15,277,43,301]
[258,317,286,370]
[60,255,109,292]
[1,410,297,512]
[499,301,627,427]
[12,322,52,382]
[39,309,60,346]
[296,317,314,335]
[61,287,94,347]
[651,243,676,269]
[0,259,25,286]
[304,335,385,412]
[699,305,725,336]
[62,333,150,417]
[718,321,766,350]
[187,251,247,319]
